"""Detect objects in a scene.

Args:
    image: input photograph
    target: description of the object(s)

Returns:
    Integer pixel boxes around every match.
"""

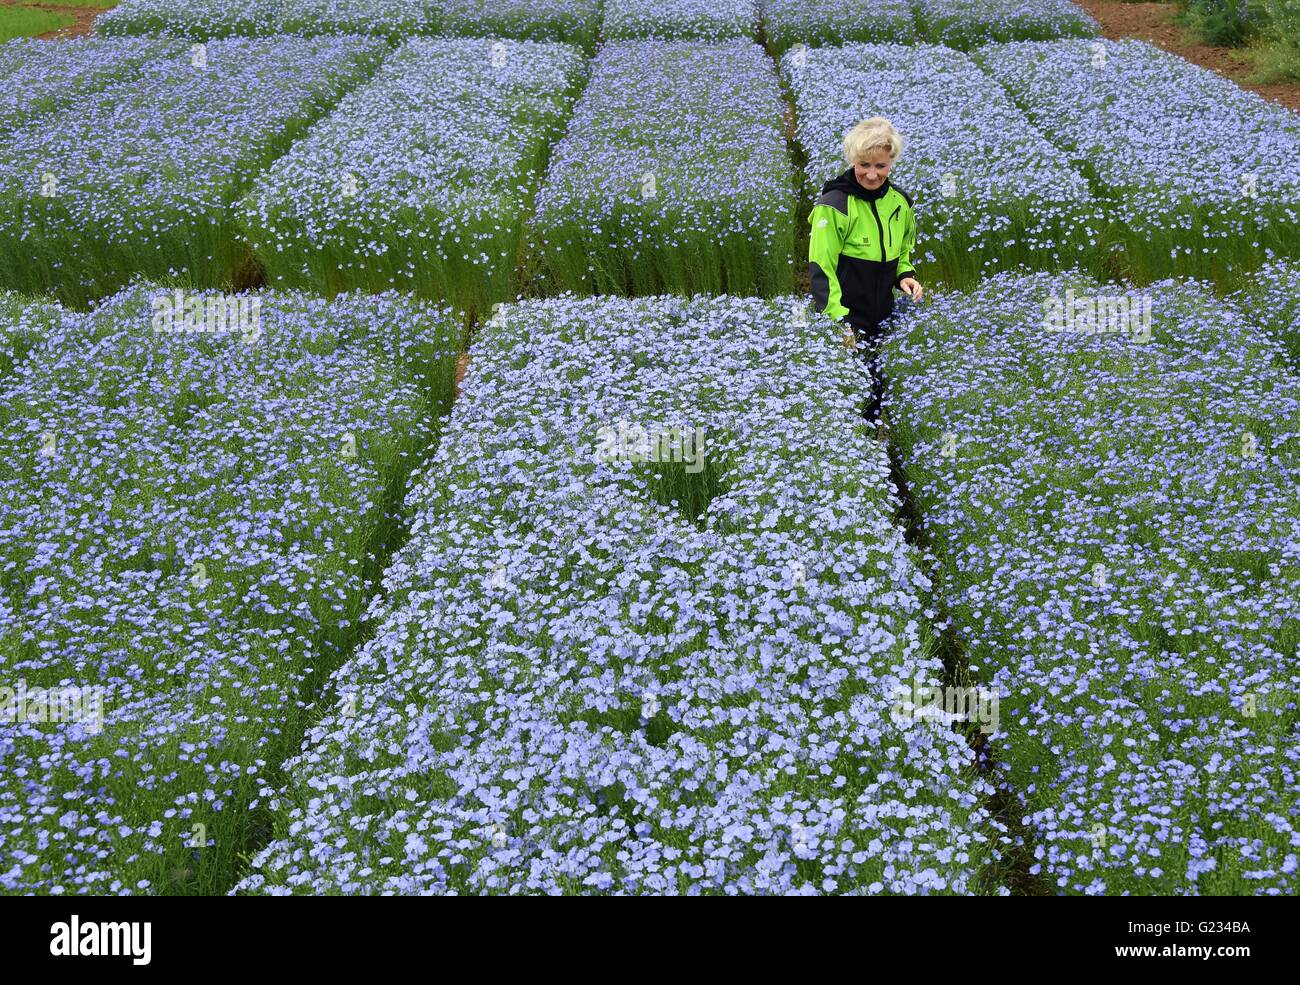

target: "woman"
[808,117,922,421]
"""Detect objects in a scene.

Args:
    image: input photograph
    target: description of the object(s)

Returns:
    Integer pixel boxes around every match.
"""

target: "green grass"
[0,6,75,42]
[1251,36,1300,81]
[1175,0,1263,47]
[1173,0,1300,81]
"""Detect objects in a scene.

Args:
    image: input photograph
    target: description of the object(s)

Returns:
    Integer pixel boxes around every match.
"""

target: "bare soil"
[454,351,469,401]
[1075,0,1300,113]
[39,9,103,41]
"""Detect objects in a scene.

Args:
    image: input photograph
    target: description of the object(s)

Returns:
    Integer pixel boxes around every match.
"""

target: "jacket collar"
[821,165,892,203]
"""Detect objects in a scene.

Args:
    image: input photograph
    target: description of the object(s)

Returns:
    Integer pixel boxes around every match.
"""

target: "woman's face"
[853,151,892,191]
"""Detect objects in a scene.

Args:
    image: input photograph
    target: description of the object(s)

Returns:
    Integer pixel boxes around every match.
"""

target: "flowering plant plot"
[0,284,460,895]
[241,38,586,320]
[96,0,285,39]
[0,36,386,309]
[1233,257,1300,368]
[0,291,60,381]
[882,270,1300,895]
[99,0,604,46]
[760,0,915,55]
[276,0,436,40]
[530,41,797,298]
[0,37,183,135]
[911,0,1098,49]
[784,43,1096,288]
[437,0,604,52]
[975,38,1300,284]
[236,293,997,896]
[602,0,757,41]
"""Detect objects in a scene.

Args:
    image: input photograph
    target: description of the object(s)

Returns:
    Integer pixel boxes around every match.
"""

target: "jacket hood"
[821,166,892,202]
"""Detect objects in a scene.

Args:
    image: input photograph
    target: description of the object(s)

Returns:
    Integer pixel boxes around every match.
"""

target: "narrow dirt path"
[882,437,1050,895]
[454,350,469,401]
[1075,0,1300,113]
[37,7,104,40]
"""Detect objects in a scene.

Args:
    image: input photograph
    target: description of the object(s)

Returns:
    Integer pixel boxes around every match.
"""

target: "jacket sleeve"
[893,203,917,288]
[808,204,850,321]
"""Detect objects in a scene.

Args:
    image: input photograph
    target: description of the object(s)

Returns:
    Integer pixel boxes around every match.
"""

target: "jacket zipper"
[869,199,886,260]
[888,204,901,249]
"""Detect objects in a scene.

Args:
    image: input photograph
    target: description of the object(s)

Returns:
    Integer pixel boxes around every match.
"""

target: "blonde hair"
[843,117,905,165]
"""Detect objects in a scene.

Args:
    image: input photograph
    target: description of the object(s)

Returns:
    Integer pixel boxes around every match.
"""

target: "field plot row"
[528,40,796,298]
[763,0,916,51]
[974,38,1300,285]
[95,0,1097,50]
[1236,259,1300,368]
[604,0,757,41]
[882,268,1300,894]
[0,37,184,136]
[908,0,1094,51]
[97,0,604,49]
[0,286,459,894]
[0,36,388,309]
[234,294,997,895]
[0,35,797,312]
[2,32,1297,309]
[246,36,797,303]
[768,0,1097,53]
[243,38,587,319]
[789,38,1300,288]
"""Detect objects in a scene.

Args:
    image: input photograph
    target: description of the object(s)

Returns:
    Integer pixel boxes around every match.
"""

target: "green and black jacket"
[807,167,917,326]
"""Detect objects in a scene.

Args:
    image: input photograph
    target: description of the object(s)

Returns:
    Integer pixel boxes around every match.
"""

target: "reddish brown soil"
[1076,0,1300,113]
[454,351,469,401]
[39,9,102,40]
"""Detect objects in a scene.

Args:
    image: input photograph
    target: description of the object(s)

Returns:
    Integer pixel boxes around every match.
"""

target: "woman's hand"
[899,277,923,301]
